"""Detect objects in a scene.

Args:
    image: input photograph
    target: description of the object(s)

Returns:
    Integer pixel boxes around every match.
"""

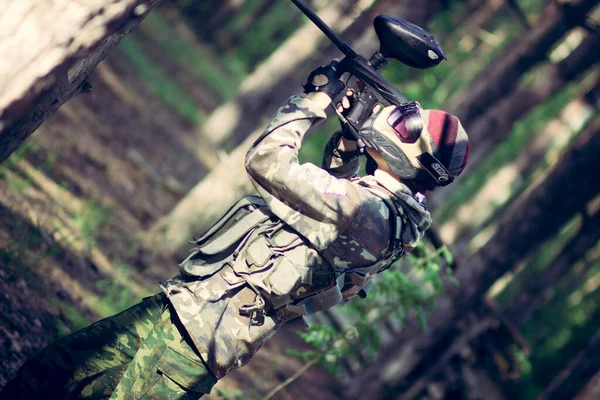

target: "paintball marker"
[291,0,446,140]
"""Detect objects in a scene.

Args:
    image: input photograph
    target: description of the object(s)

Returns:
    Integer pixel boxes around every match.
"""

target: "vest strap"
[193,196,267,247]
[281,273,345,316]
[198,207,273,255]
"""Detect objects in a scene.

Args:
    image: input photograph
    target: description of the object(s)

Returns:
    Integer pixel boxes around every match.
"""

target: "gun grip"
[346,89,378,128]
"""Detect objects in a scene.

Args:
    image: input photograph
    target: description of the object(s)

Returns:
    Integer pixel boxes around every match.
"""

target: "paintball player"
[1,62,468,399]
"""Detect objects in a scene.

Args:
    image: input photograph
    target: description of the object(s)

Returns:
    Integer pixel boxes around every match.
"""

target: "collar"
[371,169,414,199]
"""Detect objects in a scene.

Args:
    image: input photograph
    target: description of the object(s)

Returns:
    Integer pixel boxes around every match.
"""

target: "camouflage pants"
[1,293,217,399]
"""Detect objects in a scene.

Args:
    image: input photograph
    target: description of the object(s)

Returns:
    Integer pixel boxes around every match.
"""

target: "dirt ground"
[0,28,341,399]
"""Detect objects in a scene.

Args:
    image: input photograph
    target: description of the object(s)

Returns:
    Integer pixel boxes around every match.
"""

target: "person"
[1,62,469,399]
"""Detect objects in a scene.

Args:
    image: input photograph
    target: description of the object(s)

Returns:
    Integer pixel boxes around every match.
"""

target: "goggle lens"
[387,103,422,144]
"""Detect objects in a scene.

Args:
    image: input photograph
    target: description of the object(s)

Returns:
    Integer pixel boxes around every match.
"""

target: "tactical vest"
[179,187,405,321]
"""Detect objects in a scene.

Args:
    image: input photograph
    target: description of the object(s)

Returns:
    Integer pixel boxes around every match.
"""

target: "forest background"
[0,0,599,399]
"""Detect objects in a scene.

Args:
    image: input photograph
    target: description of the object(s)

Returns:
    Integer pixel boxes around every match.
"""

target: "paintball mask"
[358,102,469,187]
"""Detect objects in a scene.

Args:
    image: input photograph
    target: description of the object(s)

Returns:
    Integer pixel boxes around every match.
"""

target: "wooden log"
[0,0,162,164]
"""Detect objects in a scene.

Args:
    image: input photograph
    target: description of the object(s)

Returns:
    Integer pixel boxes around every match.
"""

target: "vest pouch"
[180,250,227,279]
[245,237,273,271]
[219,264,246,286]
[268,227,302,249]
[263,245,310,296]
[264,257,301,296]
[198,208,272,256]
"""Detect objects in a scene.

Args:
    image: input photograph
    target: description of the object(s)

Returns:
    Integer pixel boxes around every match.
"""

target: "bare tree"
[0,0,162,164]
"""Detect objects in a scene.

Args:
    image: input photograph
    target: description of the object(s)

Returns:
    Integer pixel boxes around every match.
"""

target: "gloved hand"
[336,88,360,140]
[336,86,383,140]
[303,61,345,100]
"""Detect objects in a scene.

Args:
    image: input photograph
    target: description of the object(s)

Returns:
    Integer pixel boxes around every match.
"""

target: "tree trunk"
[437,78,600,251]
[574,369,600,400]
[538,330,600,400]
[176,0,239,40]
[506,207,600,326]
[430,33,599,212]
[347,116,600,399]
[445,0,597,125]
[0,0,162,164]
[459,32,598,179]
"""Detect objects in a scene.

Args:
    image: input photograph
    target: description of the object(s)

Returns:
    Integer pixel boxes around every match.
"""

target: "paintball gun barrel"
[291,0,446,137]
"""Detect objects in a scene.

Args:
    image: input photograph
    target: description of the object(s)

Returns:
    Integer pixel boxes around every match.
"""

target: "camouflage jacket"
[161,95,432,379]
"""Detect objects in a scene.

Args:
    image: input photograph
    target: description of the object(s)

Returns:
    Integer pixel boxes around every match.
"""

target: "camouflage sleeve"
[321,131,362,179]
[245,95,363,250]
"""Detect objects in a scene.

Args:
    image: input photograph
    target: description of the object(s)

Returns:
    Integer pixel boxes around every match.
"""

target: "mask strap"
[415,152,454,186]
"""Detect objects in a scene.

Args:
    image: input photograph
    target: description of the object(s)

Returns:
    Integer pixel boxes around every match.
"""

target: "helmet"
[358,102,469,188]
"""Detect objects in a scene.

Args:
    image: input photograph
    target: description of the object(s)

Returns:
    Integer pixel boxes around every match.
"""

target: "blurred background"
[0,0,599,399]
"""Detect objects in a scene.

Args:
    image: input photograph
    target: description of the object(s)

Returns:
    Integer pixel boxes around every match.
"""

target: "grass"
[72,199,112,249]
[0,139,38,193]
[94,263,144,317]
[50,300,92,336]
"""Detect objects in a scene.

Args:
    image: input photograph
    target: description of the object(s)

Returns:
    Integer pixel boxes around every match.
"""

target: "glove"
[337,88,359,140]
[336,87,382,141]
[303,61,345,99]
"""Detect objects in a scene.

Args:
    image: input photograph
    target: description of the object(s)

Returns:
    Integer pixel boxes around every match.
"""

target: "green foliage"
[94,264,142,317]
[298,117,340,165]
[213,387,261,400]
[0,139,39,192]
[72,200,112,249]
[513,258,600,397]
[117,37,204,124]
[291,242,455,376]
[492,213,600,397]
[237,1,297,68]
[50,300,91,336]
[220,0,265,36]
